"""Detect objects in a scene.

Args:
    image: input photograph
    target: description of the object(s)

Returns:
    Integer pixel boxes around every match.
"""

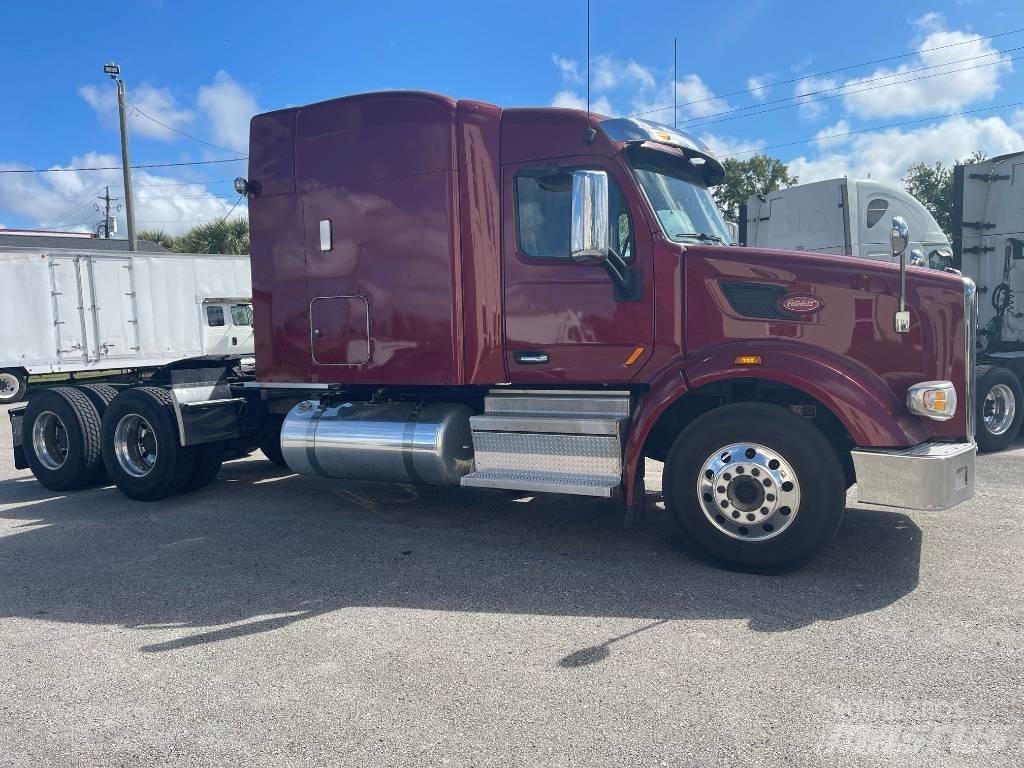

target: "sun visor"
[599,116,726,187]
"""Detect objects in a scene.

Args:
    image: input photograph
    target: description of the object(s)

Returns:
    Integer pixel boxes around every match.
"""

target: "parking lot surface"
[0,402,1021,767]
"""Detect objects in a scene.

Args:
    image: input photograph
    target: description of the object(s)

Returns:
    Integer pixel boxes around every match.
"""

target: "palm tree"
[173,218,249,255]
[138,228,178,251]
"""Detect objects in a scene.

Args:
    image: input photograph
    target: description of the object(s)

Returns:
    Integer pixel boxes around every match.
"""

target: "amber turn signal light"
[734,355,762,366]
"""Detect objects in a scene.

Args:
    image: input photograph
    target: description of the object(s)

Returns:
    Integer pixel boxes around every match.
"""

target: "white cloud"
[552,54,581,83]
[793,77,837,120]
[551,90,613,115]
[80,83,195,141]
[0,152,243,236]
[197,71,259,152]
[590,55,656,91]
[839,19,1013,118]
[747,76,770,102]
[700,132,764,158]
[787,114,1024,185]
[811,120,852,149]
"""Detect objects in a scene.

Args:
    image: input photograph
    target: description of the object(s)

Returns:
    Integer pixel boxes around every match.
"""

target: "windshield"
[628,147,732,245]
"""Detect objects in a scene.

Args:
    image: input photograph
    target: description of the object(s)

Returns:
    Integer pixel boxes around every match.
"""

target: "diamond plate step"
[460,469,619,497]
[484,389,630,418]
[470,413,625,436]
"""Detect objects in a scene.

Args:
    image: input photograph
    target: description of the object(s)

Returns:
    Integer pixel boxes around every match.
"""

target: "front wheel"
[664,403,845,572]
[0,369,27,404]
[975,365,1023,452]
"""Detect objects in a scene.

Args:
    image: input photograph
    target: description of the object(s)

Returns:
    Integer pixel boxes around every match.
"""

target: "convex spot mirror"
[890,215,910,258]
[571,170,610,265]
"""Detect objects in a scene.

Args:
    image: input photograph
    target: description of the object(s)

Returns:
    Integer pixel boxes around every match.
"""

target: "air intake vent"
[721,281,799,320]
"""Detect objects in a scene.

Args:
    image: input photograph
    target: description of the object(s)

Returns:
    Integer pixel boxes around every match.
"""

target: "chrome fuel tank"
[281,400,474,486]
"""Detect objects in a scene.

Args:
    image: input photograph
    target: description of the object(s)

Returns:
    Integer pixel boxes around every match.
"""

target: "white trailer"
[0,248,253,403]
[953,151,1024,451]
[740,177,952,266]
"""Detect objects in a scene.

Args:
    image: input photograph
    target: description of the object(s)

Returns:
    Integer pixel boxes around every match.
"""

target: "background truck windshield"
[629,148,732,245]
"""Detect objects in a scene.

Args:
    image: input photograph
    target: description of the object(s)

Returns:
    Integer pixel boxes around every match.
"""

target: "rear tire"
[185,441,225,492]
[76,383,119,413]
[0,369,27,404]
[975,365,1022,452]
[259,414,287,467]
[22,387,104,490]
[101,387,195,501]
[664,403,845,573]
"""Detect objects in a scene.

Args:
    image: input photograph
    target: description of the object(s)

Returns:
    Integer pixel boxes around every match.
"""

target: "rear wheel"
[22,387,104,490]
[664,403,845,572]
[975,365,1023,452]
[259,414,287,467]
[101,387,195,501]
[0,369,27,404]
[185,441,225,492]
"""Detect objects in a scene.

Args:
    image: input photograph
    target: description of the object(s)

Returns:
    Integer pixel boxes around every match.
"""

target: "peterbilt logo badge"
[778,294,824,314]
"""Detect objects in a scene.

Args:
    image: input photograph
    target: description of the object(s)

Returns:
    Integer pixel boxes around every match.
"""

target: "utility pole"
[95,186,121,238]
[103,62,137,251]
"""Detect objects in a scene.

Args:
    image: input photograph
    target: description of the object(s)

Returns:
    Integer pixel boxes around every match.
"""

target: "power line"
[0,157,246,174]
[721,99,1024,158]
[129,105,247,156]
[628,25,1024,120]
[683,51,1024,129]
[42,187,105,228]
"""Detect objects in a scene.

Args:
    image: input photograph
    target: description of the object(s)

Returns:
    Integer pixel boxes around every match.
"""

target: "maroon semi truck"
[8,92,977,571]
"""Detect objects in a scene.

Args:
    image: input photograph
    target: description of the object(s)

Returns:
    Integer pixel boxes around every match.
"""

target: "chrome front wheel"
[697,442,801,542]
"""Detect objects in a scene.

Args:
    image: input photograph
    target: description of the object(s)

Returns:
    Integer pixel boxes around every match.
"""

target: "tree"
[902,152,984,238]
[137,228,177,251]
[713,154,798,223]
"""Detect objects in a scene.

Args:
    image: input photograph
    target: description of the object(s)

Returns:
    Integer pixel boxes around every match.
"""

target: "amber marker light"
[624,346,645,367]
[734,355,763,366]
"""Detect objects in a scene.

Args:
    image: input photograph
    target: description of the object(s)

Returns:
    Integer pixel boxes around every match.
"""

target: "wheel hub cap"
[983,384,1016,436]
[114,414,158,478]
[0,372,18,397]
[697,442,801,541]
[31,411,69,471]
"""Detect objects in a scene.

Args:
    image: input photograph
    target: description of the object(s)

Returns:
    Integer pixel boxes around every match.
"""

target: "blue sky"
[1,0,1022,235]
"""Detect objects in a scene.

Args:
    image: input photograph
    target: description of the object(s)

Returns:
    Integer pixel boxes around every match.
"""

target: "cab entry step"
[460,389,630,497]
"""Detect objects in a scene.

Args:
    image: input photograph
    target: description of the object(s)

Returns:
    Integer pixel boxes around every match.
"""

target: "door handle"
[232,337,238,345]
[313,328,322,338]
[515,351,549,364]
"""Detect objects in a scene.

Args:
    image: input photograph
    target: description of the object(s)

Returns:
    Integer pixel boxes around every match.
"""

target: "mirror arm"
[602,247,642,302]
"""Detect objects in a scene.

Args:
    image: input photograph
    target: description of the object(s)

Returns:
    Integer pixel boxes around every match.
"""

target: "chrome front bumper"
[851,441,976,511]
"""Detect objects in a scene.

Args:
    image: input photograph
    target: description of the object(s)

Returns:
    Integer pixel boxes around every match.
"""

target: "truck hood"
[683,245,971,442]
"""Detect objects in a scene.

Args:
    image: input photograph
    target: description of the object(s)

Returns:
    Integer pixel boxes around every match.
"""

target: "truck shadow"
[0,458,921,660]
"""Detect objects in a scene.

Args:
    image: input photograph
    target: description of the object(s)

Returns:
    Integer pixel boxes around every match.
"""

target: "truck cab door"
[502,158,654,382]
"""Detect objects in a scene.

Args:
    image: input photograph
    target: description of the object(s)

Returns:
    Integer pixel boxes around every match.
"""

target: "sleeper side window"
[206,305,225,327]
[515,169,633,261]
[866,198,889,228]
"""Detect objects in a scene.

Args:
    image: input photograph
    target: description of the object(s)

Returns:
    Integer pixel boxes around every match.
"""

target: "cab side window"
[866,198,889,228]
[206,305,225,327]
[516,169,633,260]
[230,304,252,326]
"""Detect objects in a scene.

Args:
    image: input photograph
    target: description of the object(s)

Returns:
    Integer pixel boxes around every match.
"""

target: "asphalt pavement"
[0,402,1021,767]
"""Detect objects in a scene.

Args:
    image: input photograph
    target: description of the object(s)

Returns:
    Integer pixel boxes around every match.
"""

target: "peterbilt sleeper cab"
[8,92,976,572]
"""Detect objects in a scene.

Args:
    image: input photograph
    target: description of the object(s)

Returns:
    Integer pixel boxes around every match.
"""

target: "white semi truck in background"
[0,249,254,404]
[741,152,1024,451]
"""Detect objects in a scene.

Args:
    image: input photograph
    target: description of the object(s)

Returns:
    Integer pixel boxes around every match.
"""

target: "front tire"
[0,369,27,404]
[101,387,195,501]
[975,365,1022,452]
[664,403,845,572]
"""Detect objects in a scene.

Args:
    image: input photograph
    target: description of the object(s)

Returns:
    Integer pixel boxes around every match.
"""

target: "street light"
[104,61,137,251]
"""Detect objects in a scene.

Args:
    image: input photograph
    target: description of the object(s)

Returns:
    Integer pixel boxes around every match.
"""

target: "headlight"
[907,381,957,421]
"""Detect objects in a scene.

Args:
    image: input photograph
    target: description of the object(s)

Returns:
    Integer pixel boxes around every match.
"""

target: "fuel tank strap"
[401,403,425,485]
[304,403,328,478]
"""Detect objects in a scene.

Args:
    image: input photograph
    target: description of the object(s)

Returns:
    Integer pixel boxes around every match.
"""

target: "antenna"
[584,0,596,143]
[673,37,678,127]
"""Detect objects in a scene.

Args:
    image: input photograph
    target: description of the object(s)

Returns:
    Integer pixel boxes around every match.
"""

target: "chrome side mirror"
[890,216,909,258]
[909,249,926,267]
[570,170,609,265]
[892,216,911,333]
